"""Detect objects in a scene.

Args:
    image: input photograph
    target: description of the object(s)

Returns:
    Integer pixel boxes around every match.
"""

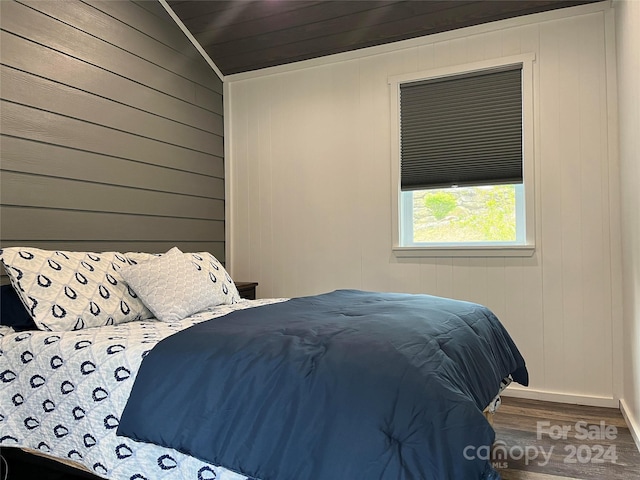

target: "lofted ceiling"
[166,0,600,77]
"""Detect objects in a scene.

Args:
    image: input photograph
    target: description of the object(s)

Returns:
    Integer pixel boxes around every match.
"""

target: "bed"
[0,246,528,480]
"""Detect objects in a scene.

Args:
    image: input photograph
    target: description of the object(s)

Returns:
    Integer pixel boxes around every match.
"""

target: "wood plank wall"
[0,0,224,284]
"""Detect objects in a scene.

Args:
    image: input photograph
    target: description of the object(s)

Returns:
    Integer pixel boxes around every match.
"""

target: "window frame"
[388,54,536,258]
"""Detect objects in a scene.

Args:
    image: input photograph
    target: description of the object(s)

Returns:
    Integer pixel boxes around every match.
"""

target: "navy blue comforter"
[118,290,528,480]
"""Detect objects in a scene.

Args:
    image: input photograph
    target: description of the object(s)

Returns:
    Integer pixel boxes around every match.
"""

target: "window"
[389,55,536,257]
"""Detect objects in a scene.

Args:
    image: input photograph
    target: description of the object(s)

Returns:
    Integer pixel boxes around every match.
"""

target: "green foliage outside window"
[424,192,457,220]
[413,185,516,242]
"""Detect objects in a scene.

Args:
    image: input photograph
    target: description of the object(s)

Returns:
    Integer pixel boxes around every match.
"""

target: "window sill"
[393,245,535,258]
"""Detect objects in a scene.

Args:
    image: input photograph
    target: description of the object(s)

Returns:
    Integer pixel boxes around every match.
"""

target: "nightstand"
[235,282,258,300]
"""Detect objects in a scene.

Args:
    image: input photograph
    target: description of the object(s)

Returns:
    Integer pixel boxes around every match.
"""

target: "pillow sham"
[124,251,162,265]
[190,251,241,304]
[0,248,153,331]
[119,247,239,323]
[0,284,37,331]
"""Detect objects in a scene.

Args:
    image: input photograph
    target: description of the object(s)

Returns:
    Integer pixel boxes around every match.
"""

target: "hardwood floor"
[493,397,640,479]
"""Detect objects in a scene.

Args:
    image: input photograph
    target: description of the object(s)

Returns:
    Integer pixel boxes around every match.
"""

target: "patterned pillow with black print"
[191,252,241,305]
[0,248,154,331]
[123,251,162,265]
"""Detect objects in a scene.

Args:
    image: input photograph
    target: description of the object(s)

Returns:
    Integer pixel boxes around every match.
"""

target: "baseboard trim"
[620,398,640,453]
[500,387,640,453]
[501,386,619,408]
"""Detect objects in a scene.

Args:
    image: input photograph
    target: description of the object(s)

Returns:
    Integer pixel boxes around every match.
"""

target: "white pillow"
[0,247,154,331]
[119,248,239,323]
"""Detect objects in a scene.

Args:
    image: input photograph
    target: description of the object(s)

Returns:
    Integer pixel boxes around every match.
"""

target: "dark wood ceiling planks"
[166,0,601,76]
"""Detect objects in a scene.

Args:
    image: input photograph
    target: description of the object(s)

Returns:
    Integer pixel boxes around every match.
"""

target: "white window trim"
[388,54,537,258]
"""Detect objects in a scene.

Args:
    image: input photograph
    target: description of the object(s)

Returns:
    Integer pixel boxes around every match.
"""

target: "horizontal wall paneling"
[1,171,224,220]
[0,31,223,133]
[0,0,226,281]
[0,137,223,198]
[1,66,221,154]
[1,207,224,242]
[2,1,221,111]
[65,0,222,91]
[1,101,222,176]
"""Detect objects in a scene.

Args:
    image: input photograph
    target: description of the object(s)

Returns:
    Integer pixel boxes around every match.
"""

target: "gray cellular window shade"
[400,66,523,191]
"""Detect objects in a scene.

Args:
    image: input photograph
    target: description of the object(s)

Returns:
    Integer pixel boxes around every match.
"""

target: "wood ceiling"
[166,0,600,76]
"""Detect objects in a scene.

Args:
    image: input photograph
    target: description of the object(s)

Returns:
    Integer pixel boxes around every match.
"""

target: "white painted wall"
[615,0,640,447]
[226,3,623,405]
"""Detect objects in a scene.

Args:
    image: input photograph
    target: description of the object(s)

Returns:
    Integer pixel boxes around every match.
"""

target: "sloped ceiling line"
[159,0,225,81]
